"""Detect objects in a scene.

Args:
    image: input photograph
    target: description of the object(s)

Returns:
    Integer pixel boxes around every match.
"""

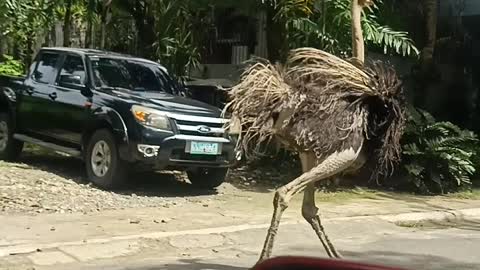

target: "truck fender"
[0,87,18,127]
[88,106,129,145]
[0,87,17,103]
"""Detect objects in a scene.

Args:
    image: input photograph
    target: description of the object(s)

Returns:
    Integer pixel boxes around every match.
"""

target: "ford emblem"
[197,125,211,133]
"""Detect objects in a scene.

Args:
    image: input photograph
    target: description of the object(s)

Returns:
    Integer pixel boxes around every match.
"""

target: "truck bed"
[0,74,25,89]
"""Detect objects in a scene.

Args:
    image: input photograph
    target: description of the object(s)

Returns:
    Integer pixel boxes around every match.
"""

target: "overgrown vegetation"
[265,0,418,57]
[151,1,202,80]
[0,55,24,76]
[401,108,479,194]
[0,0,419,79]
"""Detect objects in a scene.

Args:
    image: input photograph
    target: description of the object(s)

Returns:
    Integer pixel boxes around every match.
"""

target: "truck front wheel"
[0,113,23,161]
[187,168,228,189]
[85,129,127,189]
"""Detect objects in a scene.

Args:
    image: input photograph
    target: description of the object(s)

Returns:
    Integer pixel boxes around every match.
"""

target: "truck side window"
[33,52,60,84]
[59,55,86,86]
[126,62,160,91]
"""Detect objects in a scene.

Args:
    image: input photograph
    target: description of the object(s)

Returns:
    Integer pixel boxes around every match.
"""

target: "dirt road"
[2,148,480,270]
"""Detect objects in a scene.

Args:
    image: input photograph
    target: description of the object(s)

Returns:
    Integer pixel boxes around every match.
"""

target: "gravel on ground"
[0,148,299,215]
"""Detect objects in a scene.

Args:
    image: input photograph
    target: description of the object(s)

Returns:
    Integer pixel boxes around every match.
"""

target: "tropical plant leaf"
[401,107,479,194]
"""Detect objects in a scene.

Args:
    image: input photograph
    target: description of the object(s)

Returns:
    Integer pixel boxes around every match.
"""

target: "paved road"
[27,217,480,270]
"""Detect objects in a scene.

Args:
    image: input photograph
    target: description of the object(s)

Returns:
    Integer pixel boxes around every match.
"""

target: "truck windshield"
[90,57,178,93]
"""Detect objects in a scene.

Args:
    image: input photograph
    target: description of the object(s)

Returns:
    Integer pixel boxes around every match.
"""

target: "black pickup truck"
[0,48,235,189]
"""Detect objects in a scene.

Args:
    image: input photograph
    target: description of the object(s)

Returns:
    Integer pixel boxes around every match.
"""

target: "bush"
[0,55,24,76]
[401,108,479,194]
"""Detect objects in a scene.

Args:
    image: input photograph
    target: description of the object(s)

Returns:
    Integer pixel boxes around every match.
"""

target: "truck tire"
[187,168,228,189]
[85,129,127,189]
[0,113,23,161]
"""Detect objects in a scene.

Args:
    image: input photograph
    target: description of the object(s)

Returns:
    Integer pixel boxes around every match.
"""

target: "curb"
[362,207,480,224]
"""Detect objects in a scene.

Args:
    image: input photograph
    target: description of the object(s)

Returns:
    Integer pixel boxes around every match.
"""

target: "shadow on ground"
[344,250,480,270]
[158,259,248,270]
[15,147,480,205]
[86,252,479,270]
[372,192,456,211]
[18,146,290,195]
[18,151,218,198]
[225,164,301,193]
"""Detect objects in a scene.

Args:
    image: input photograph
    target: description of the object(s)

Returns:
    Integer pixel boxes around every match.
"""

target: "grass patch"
[315,187,382,203]
[395,219,466,230]
[445,189,480,200]
[395,221,424,228]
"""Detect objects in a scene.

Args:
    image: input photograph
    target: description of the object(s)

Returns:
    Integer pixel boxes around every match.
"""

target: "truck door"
[18,51,61,137]
[49,53,90,145]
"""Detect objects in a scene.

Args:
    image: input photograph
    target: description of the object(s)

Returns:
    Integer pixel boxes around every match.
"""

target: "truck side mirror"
[60,74,82,85]
[58,74,92,97]
[80,87,93,97]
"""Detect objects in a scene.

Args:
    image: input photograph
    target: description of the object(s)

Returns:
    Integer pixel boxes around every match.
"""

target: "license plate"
[188,141,220,155]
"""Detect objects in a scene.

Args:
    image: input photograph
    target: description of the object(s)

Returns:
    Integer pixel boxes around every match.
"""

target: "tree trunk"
[44,30,51,47]
[116,0,156,57]
[63,0,73,47]
[266,6,286,62]
[86,24,95,48]
[422,0,437,71]
[0,33,5,58]
[25,32,34,69]
[51,25,57,46]
[85,0,95,48]
[321,0,327,48]
[100,0,112,49]
[100,23,106,49]
[351,0,365,64]
[135,13,155,57]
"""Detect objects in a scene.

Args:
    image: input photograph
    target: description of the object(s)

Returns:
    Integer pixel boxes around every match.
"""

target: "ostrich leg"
[258,146,362,263]
[258,187,288,261]
[302,183,342,258]
[300,152,341,258]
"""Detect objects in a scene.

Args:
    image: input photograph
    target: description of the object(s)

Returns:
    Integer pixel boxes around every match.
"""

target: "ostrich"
[225,48,406,261]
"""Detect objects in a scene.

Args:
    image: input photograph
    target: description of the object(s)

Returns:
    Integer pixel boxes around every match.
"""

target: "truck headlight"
[131,105,172,131]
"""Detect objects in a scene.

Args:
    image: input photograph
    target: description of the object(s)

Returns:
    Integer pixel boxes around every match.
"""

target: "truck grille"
[168,114,228,138]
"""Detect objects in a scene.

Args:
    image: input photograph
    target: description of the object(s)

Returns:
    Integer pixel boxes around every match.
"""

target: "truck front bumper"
[126,132,235,170]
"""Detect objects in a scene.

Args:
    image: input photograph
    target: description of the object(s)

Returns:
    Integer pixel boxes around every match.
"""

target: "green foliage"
[0,55,25,76]
[401,108,479,194]
[152,1,201,80]
[263,0,419,57]
[1,0,419,78]
[334,0,419,56]
[55,0,87,27]
[1,0,58,61]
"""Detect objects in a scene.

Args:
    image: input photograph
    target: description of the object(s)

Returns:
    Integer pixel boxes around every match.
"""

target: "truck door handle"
[49,92,57,100]
[26,88,34,95]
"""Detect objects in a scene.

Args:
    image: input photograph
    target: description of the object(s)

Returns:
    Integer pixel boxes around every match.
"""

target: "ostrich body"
[226,48,406,262]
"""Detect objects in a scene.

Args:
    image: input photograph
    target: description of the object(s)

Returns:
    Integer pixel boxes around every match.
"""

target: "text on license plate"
[189,141,220,155]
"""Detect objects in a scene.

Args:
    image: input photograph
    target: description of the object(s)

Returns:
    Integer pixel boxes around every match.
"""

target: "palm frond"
[277,0,419,57]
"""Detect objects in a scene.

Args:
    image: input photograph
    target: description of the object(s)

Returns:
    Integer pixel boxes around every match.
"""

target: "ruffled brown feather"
[225,48,406,180]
